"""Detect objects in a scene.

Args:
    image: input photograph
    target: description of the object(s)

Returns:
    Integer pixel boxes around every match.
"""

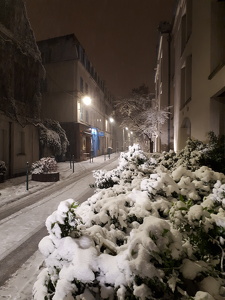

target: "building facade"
[37,34,115,161]
[0,0,44,177]
[155,22,174,152]
[155,0,225,152]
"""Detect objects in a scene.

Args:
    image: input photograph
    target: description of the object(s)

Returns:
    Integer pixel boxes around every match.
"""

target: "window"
[186,0,192,40]
[85,83,88,94]
[86,60,90,72]
[80,106,84,121]
[181,0,192,54]
[180,66,186,108]
[78,102,84,121]
[180,55,192,108]
[80,77,84,92]
[86,110,89,123]
[18,131,25,154]
[186,55,192,101]
[181,14,187,54]
[210,1,225,73]
[79,46,85,65]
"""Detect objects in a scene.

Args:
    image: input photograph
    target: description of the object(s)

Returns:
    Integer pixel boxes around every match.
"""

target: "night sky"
[25,0,175,97]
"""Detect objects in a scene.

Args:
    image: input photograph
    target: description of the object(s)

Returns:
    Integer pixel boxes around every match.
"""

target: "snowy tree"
[38,119,69,158]
[115,85,170,152]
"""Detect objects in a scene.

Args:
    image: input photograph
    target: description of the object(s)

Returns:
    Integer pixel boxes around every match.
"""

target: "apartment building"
[155,0,225,152]
[155,21,174,152]
[0,0,44,177]
[37,34,115,161]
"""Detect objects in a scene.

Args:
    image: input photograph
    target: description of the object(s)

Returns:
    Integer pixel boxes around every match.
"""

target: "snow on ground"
[0,154,118,300]
[0,251,44,300]
[0,156,103,207]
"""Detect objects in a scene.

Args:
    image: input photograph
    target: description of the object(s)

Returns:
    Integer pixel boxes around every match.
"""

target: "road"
[0,156,119,298]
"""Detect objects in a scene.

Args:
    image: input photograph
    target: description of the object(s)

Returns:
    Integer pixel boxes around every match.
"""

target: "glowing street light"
[109,117,114,123]
[82,96,92,106]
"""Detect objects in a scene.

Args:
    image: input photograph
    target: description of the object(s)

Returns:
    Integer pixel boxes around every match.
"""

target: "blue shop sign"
[99,131,105,137]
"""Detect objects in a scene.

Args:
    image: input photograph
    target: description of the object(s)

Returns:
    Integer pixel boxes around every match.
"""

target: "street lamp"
[109,117,114,123]
[82,96,92,106]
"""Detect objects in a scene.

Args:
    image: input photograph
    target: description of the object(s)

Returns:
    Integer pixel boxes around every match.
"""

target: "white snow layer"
[32,145,225,299]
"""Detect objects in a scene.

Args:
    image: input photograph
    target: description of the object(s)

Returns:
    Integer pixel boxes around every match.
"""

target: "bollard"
[72,155,74,173]
[26,162,29,191]
[90,151,94,163]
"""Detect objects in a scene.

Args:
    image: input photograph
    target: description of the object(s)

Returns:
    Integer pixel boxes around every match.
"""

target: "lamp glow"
[82,96,92,106]
[109,117,114,123]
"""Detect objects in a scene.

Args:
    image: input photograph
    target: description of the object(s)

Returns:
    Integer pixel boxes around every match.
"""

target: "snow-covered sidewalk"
[0,153,119,300]
[0,154,118,208]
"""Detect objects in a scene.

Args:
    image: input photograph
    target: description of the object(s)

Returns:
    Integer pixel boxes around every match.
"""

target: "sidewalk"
[0,153,119,208]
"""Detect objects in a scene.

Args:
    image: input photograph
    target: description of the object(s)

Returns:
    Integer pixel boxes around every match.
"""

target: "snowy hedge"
[33,144,225,300]
[31,157,57,175]
[157,133,225,174]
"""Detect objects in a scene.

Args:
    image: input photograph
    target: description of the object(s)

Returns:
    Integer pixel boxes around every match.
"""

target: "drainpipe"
[8,122,12,177]
[167,32,171,151]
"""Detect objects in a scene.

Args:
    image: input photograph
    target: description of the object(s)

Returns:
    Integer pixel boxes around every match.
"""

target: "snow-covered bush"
[31,157,57,174]
[92,144,152,189]
[157,133,225,174]
[0,160,7,174]
[199,132,225,174]
[157,138,205,172]
[33,145,225,300]
[39,119,69,157]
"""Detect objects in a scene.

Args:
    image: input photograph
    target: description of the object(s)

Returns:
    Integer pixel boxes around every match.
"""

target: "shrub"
[200,132,225,174]
[0,161,7,174]
[31,157,57,174]
[92,144,151,189]
[157,132,225,174]
[33,145,225,299]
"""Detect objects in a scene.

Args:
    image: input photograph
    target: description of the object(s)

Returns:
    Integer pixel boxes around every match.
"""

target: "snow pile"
[31,157,58,174]
[33,144,225,299]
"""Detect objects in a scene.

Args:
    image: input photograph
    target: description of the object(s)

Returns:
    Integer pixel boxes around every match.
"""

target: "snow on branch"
[38,119,69,156]
[115,85,171,140]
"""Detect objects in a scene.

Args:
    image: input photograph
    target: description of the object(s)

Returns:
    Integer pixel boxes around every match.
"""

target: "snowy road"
[0,155,119,299]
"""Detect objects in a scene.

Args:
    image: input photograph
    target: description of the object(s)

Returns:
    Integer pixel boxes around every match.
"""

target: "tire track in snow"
[0,156,119,221]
